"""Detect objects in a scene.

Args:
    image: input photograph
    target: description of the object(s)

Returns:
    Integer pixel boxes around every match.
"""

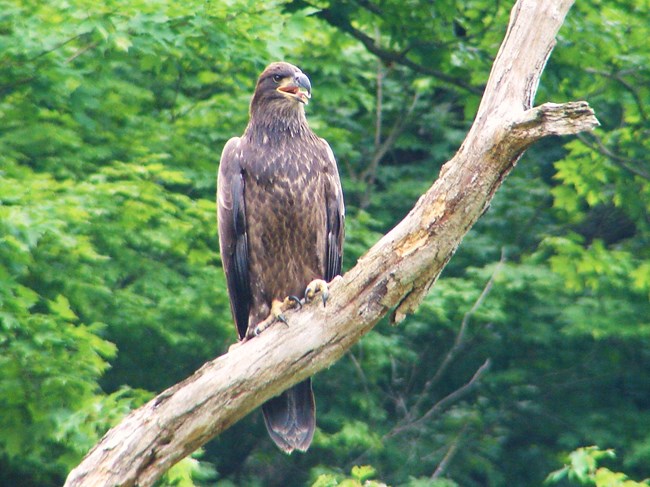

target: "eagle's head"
[250,62,312,119]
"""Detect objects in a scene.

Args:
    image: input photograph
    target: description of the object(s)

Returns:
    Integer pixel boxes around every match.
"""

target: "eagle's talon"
[248,324,262,338]
[250,295,300,337]
[288,295,303,309]
[304,279,329,307]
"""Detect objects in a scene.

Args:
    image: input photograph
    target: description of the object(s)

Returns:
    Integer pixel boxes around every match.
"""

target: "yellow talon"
[249,296,302,337]
[304,279,329,306]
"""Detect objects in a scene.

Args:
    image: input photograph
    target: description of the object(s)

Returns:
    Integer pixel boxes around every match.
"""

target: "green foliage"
[546,447,650,487]
[164,451,217,487]
[311,465,459,487]
[1,0,649,486]
[312,465,387,487]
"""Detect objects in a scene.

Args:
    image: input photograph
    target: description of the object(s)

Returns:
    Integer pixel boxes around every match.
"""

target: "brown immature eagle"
[217,62,345,453]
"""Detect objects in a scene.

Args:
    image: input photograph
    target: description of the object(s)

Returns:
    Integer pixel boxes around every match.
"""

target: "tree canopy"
[0,1,648,486]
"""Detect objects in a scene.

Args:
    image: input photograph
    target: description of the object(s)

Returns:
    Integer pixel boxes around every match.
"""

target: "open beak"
[277,72,312,104]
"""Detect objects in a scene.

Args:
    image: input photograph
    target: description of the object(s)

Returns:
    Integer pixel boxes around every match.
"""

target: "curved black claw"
[276,313,289,326]
[304,279,329,307]
[251,295,300,337]
[288,295,303,309]
[320,287,329,306]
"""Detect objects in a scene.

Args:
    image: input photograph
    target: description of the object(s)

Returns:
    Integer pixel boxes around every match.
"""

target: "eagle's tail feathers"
[262,378,315,454]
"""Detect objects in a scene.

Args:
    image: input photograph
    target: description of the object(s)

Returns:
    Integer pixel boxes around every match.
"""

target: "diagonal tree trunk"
[65,1,598,485]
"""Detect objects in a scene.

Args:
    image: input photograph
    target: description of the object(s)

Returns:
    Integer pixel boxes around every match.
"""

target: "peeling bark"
[65,1,598,485]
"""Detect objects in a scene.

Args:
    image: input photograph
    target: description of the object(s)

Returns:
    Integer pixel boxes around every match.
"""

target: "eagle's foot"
[251,296,302,337]
[304,279,329,307]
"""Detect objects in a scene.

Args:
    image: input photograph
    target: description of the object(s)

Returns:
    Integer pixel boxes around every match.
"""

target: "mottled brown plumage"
[217,62,345,453]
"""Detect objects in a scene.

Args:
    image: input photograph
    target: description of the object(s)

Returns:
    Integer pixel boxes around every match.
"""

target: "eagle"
[217,62,345,453]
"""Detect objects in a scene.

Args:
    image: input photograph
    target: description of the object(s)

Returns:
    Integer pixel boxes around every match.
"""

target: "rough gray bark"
[65,1,598,485]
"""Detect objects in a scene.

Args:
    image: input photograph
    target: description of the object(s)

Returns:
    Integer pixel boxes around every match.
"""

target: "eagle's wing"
[321,140,345,282]
[217,137,251,340]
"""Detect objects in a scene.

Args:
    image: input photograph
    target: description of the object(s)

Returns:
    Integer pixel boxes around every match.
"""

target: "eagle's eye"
[272,74,282,83]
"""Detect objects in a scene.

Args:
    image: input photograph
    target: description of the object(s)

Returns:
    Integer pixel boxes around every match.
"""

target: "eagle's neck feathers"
[246,100,314,144]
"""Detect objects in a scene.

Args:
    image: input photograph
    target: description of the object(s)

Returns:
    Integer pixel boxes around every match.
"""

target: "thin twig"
[346,350,373,402]
[374,32,383,149]
[431,423,470,479]
[386,358,491,439]
[0,32,90,69]
[65,41,100,64]
[360,88,422,209]
[390,356,409,417]
[408,358,491,432]
[314,5,483,95]
[577,133,650,181]
[584,68,648,122]
[170,67,184,123]
[411,250,505,415]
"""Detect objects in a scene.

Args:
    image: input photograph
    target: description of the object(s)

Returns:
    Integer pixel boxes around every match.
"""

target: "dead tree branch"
[65,1,598,485]
[385,358,492,439]
[410,249,505,416]
[431,423,470,480]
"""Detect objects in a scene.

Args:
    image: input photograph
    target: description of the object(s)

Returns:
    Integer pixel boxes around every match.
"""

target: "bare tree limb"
[315,4,484,95]
[64,1,598,485]
[385,358,491,439]
[584,67,648,123]
[346,350,373,401]
[577,132,650,181]
[360,81,422,209]
[410,249,505,416]
[349,253,502,466]
[431,423,470,480]
[64,41,100,64]
[374,42,384,149]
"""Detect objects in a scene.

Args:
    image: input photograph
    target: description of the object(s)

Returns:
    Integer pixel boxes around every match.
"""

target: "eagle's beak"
[294,72,311,98]
[277,72,312,104]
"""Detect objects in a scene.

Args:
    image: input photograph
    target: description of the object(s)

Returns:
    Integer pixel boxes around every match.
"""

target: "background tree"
[0,1,648,486]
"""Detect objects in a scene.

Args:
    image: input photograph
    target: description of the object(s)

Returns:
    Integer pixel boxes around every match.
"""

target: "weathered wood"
[65,1,598,485]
